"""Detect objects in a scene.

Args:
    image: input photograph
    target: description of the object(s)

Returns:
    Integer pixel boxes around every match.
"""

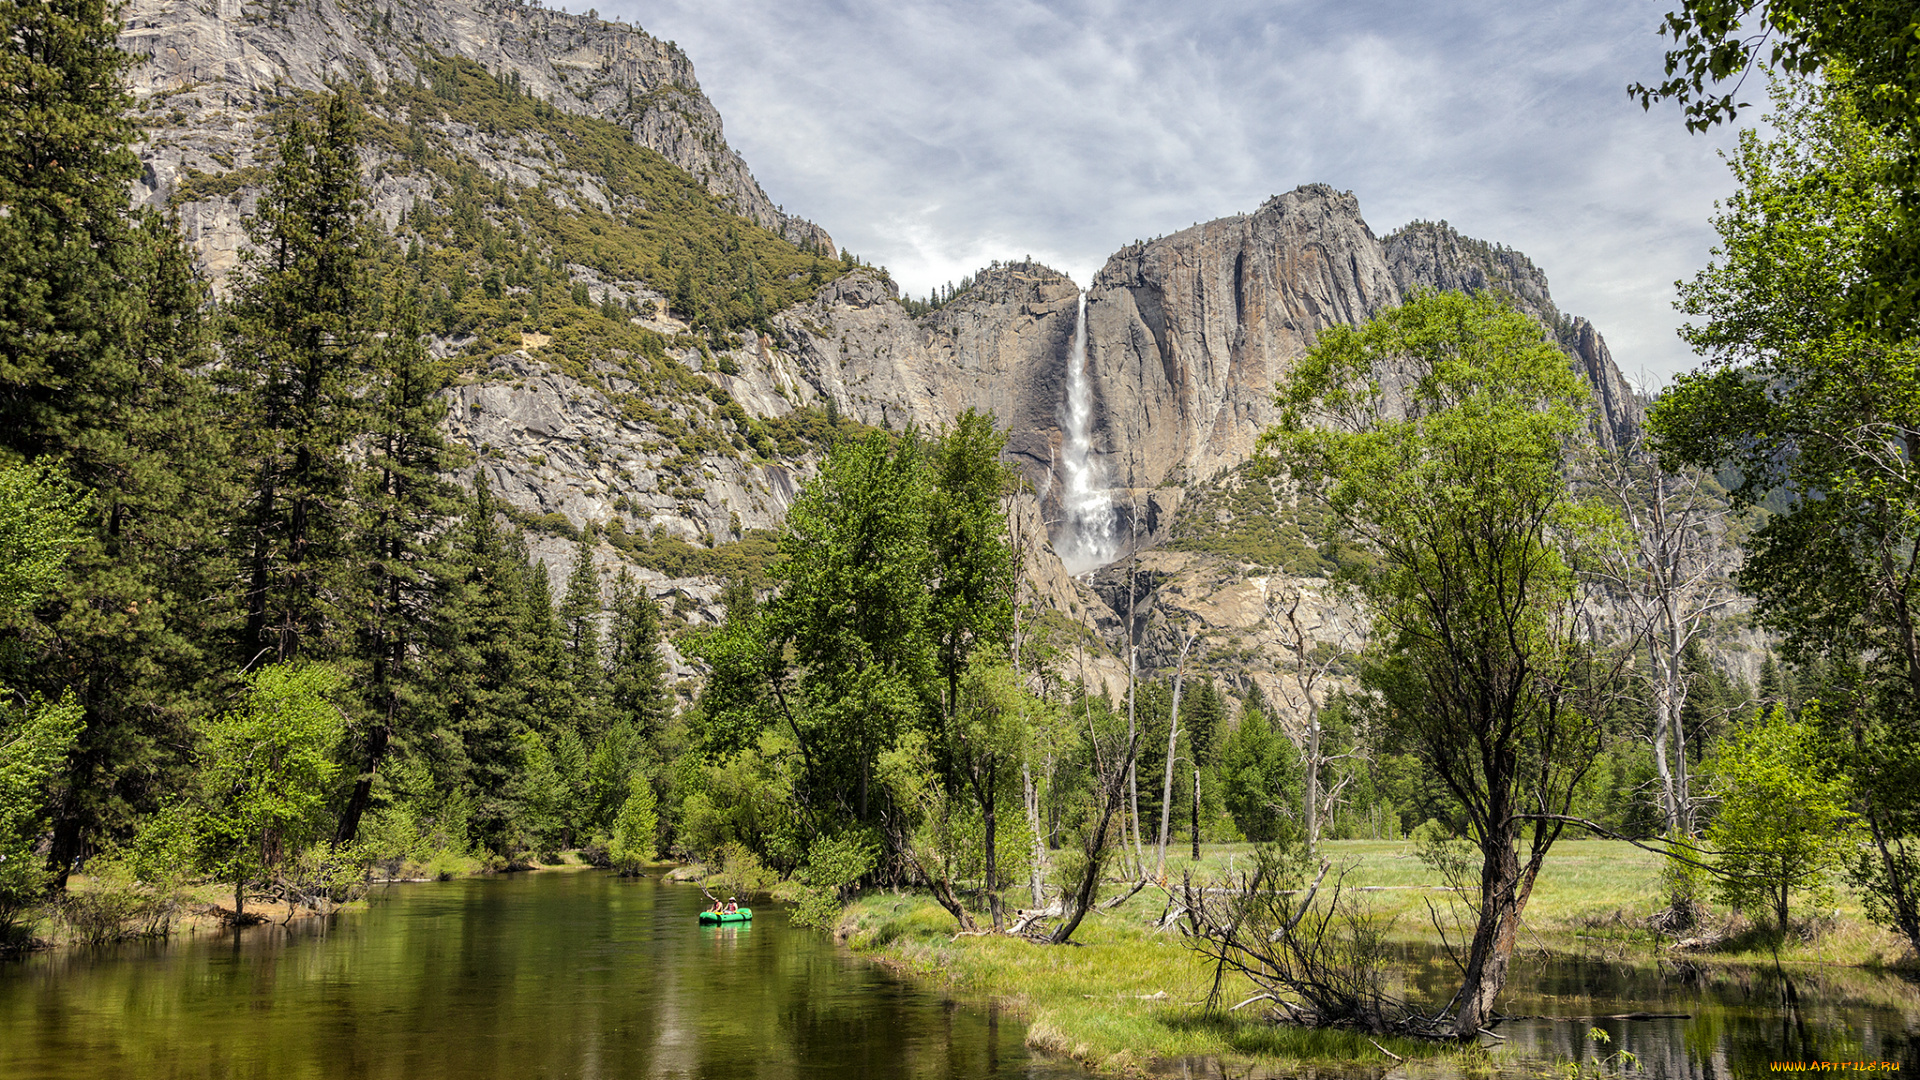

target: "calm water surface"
[0,872,1079,1080]
[5,874,1919,1079]
[1489,953,1920,1079]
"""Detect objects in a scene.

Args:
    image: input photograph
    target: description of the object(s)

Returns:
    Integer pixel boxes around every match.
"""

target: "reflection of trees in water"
[1482,957,1916,1080]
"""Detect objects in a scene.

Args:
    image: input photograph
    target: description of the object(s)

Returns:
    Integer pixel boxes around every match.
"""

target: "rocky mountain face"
[120,0,1664,712]
[1077,191,1645,506]
[121,0,832,288]
[1383,220,1643,450]
[803,187,1647,556]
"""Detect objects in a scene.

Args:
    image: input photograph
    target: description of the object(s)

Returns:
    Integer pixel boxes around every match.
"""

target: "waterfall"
[1055,290,1117,575]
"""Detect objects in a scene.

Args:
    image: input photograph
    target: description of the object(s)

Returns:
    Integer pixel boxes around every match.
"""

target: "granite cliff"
[121,0,833,286]
[118,0,1658,707]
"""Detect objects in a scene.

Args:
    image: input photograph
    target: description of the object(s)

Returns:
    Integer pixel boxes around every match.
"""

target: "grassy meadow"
[837,839,1913,1075]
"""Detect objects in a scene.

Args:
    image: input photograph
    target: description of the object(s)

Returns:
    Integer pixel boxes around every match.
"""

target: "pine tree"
[521,552,583,739]
[227,92,375,665]
[558,533,607,718]
[38,216,238,880]
[606,569,670,739]
[0,0,244,873]
[0,0,141,461]
[337,291,462,844]
[437,478,532,854]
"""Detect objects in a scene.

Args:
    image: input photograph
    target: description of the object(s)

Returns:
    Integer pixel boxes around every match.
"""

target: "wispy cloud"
[605,0,1745,386]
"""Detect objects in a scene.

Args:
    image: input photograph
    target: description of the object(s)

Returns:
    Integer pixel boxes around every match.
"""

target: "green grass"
[838,839,1912,1075]
[840,889,1450,1074]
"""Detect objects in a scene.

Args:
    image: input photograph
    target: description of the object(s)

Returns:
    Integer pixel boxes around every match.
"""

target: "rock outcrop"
[1083,186,1402,494]
[120,0,832,283]
[745,190,1648,569]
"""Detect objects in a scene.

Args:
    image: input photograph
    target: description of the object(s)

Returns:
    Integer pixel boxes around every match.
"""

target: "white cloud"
[606,0,1746,386]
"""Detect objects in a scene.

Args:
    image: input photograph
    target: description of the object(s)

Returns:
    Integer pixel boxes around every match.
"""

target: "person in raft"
[707,897,725,913]
[723,897,739,913]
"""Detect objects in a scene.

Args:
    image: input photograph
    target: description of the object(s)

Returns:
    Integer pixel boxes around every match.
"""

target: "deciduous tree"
[1263,289,1617,1037]
[1706,704,1857,930]
[197,664,346,918]
[1650,77,1920,955]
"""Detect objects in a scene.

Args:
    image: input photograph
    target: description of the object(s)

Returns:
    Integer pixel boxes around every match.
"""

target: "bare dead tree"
[1589,440,1739,836]
[1177,845,1452,1037]
[1265,582,1358,853]
[1155,623,1200,879]
[1004,485,1054,910]
[1045,712,1139,945]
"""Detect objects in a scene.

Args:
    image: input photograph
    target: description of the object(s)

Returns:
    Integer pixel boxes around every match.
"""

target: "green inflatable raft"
[698,908,753,925]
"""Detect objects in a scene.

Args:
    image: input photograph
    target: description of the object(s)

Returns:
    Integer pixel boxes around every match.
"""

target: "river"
[0,871,1077,1080]
[2,872,1916,1079]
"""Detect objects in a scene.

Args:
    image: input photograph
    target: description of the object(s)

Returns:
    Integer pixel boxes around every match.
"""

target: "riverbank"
[840,890,1447,1076]
[836,839,1914,1076]
[4,849,638,952]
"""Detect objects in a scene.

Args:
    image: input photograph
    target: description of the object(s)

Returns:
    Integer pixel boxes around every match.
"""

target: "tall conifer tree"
[227,93,373,665]
[0,0,239,877]
[0,0,140,459]
[559,533,607,716]
[337,291,461,844]
[606,569,670,739]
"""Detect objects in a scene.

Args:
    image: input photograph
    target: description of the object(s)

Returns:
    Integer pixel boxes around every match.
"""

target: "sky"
[599,0,1753,389]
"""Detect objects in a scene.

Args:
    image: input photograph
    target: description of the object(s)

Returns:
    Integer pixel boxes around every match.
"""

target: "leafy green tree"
[1706,704,1857,929]
[227,92,374,665]
[691,417,1022,900]
[1263,289,1615,1037]
[0,691,80,935]
[928,410,1017,717]
[608,776,658,873]
[1631,2,1920,134]
[197,664,347,918]
[0,461,86,934]
[0,462,86,611]
[1634,4,1920,330]
[763,428,934,822]
[1649,77,1920,955]
[946,662,1034,928]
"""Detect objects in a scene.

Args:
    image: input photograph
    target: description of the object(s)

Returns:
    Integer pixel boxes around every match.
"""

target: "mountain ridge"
[116,0,1652,698]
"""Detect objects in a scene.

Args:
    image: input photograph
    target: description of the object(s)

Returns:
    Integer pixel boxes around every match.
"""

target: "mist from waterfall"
[1055,291,1118,575]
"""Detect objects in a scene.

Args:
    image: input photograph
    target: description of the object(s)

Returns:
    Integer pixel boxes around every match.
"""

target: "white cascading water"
[1055,290,1118,575]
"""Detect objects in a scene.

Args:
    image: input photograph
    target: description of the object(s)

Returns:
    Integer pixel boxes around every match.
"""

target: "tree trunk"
[1156,629,1196,879]
[335,706,392,845]
[1024,762,1046,907]
[983,799,1002,929]
[1125,641,1143,879]
[1650,632,1681,835]
[1452,821,1536,1037]
[926,866,977,931]
[1050,731,1137,945]
[1191,767,1201,860]
[1305,701,1321,853]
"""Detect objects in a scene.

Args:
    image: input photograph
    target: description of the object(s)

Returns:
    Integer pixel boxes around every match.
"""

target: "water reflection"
[1493,954,1920,1080]
[0,872,1077,1080]
[4,877,1918,1079]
